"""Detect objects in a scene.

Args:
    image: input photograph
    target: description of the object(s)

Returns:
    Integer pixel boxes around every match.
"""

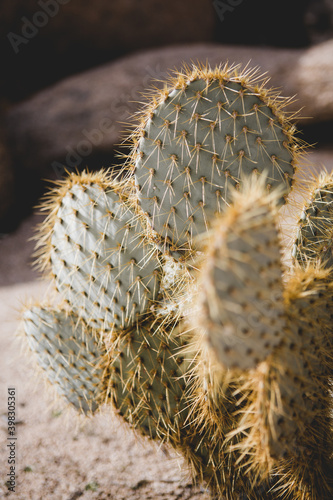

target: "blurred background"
[0,0,333,282]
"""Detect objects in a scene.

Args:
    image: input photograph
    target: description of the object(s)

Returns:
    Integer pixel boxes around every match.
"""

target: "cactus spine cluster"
[20,63,333,499]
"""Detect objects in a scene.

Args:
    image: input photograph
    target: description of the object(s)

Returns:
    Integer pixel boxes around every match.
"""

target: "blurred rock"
[290,39,333,123]
[1,0,215,101]
[4,41,333,229]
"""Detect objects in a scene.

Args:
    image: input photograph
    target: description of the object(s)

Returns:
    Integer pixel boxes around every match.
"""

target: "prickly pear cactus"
[20,63,314,500]
[126,63,301,254]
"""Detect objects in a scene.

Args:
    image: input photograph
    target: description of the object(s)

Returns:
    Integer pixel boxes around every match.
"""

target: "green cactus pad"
[38,172,162,332]
[293,173,333,267]
[128,64,300,253]
[196,179,285,370]
[108,317,190,442]
[23,306,107,414]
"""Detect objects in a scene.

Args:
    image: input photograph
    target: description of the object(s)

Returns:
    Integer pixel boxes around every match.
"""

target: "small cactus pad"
[293,172,333,267]
[37,172,161,332]
[128,63,300,253]
[196,180,285,370]
[23,306,107,414]
[108,318,190,442]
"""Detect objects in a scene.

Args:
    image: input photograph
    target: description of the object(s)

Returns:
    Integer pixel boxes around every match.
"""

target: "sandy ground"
[0,281,210,500]
[1,148,333,500]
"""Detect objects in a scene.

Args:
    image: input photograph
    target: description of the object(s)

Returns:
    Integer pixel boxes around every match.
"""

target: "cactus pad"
[108,317,190,442]
[246,269,333,499]
[37,172,162,332]
[23,306,107,414]
[293,173,333,267]
[128,64,300,253]
[196,180,285,370]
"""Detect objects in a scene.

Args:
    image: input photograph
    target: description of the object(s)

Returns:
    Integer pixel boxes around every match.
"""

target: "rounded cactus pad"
[293,172,333,268]
[36,171,162,332]
[195,178,286,370]
[23,306,107,414]
[108,317,190,443]
[127,63,301,253]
